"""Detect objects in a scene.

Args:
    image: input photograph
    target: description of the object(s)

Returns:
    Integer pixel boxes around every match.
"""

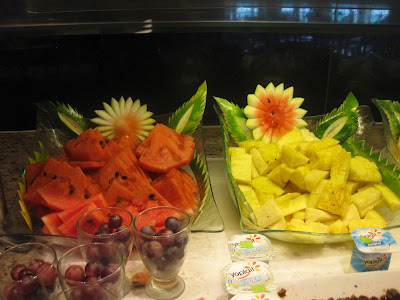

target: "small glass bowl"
[0,242,61,299]
[51,285,117,300]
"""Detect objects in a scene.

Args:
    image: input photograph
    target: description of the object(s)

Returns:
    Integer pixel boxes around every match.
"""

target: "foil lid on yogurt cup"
[230,292,280,300]
[223,261,276,295]
[228,234,275,262]
[351,228,399,253]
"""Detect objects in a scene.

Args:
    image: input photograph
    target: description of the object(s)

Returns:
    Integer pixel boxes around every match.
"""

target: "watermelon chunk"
[58,202,99,237]
[25,161,44,186]
[41,211,63,235]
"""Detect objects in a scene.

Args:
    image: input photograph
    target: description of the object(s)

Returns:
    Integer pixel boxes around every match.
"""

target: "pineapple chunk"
[358,204,375,219]
[229,146,246,156]
[251,176,285,198]
[348,218,386,232]
[275,194,308,216]
[305,207,339,223]
[306,137,340,158]
[289,165,310,190]
[241,188,260,212]
[251,160,260,179]
[346,181,366,194]
[239,139,265,153]
[292,210,306,220]
[329,219,349,233]
[284,181,308,194]
[317,180,351,217]
[330,149,351,184]
[374,183,400,211]
[304,169,329,192]
[300,128,318,142]
[268,217,287,230]
[309,144,342,171]
[257,143,281,173]
[281,145,309,168]
[306,221,329,233]
[250,148,269,175]
[276,128,304,150]
[342,203,361,227]
[255,189,275,205]
[231,150,252,184]
[351,186,382,212]
[364,209,386,227]
[348,156,382,183]
[254,199,284,228]
[295,141,312,155]
[238,184,253,192]
[267,163,294,188]
[307,179,328,208]
[286,219,309,232]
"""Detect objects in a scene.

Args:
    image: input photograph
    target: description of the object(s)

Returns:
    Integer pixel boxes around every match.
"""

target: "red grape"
[5,286,24,300]
[65,265,85,282]
[115,225,131,242]
[164,245,185,260]
[101,263,120,280]
[157,228,175,247]
[85,261,103,278]
[143,241,163,259]
[98,222,111,234]
[18,274,38,295]
[140,225,156,237]
[3,283,16,298]
[10,264,27,281]
[36,263,58,287]
[108,214,123,229]
[17,268,34,280]
[28,259,45,274]
[165,216,181,233]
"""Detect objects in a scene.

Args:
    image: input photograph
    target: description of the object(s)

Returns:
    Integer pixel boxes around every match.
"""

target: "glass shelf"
[2,1,400,36]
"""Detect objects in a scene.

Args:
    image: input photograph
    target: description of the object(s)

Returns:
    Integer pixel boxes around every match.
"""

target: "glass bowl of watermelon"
[214,86,400,244]
[3,82,224,243]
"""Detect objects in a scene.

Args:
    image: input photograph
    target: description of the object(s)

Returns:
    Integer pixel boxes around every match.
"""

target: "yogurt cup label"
[229,234,275,262]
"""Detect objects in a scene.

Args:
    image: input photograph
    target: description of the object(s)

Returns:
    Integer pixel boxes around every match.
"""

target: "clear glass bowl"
[2,108,224,241]
[215,104,400,244]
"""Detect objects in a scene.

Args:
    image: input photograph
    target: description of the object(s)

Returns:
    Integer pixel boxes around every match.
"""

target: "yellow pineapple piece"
[351,186,382,213]
[287,219,310,232]
[305,207,339,223]
[275,193,308,216]
[241,188,260,212]
[238,184,253,192]
[251,176,285,198]
[249,147,269,175]
[267,163,294,188]
[289,165,310,190]
[229,146,246,156]
[306,137,340,158]
[251,160,260,179]
[348,217,386,232]
[254,199,284,228]
[364,209,386,226]
[330,149,351,184]
[329,219,349,233]
[255,189,275,205]
[292,210,306,220]
[276,128,304,150]
[309,144,343,171]
[281,145,309,168]
[239,139,265,152]
[317,180,351,217]
[307,179,328,208]
[231,150,252,184]
[346,181,366,194]
[342,203,361,227]
[348,156,382,183]
[304,169,329,192]
[300,128,318,142]
[257,143,281,173]
[267,217,287,230]
[295,141,312,155]
[306,221,329,233]
[284,181,309,194]
[374,183,400,211]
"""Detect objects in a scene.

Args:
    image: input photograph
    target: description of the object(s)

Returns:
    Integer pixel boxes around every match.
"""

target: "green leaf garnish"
[214,96,252,143]
[314,92,359,142]
[28,141,49,164]
[168,81,207,135]
[342,135,400,198]
[372,99,400,140]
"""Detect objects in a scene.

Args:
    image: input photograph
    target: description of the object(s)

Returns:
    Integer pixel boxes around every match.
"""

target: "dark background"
[1,31,400,131]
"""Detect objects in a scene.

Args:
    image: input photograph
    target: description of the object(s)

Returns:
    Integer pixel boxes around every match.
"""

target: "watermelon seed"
[115,172,119,178]
[99,140,105,148]
[53,175,57,179]
[87,219,93,223]
[85,194,90,199]
[121,176,127,180]
[69,188,74,195]
[43,172,47,176]
[106,140,109,144]
[271,111,275,115]
[109,179,113,184]
[149,194,155,199]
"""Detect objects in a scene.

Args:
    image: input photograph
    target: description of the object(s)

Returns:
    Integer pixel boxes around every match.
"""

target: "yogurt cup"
[223,261,276,295]
[350,228,400,272]
[230,292,280,300]
[228,234,275,262]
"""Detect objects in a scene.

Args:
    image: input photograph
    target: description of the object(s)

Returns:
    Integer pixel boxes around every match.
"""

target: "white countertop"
[124,158,400,300]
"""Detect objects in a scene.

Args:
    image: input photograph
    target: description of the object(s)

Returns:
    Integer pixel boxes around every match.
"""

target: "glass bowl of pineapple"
[215,103,400,244]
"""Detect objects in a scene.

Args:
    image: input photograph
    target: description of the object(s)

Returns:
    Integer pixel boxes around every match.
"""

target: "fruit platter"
[2,81,224,244]
[214,82,400,244]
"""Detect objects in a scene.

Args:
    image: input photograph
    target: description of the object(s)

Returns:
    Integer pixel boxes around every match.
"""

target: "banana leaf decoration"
[213,96,253,143]
[168,81,207,136]
[314,92,359,143]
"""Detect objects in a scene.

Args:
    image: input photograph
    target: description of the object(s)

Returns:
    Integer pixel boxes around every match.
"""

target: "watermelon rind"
[372,99,400,140]
[314,92,359,143]
[168,81,207,136]
[214,96,252,143]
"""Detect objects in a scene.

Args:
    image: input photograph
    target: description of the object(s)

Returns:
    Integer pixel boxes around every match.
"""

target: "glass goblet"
[51,284,117,300]
[76,207,134,264]
[133,206,191,299]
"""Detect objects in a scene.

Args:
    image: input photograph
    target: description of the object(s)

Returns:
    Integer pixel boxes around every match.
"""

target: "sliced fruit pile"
[23,124,198,237]
[216,82,400,234]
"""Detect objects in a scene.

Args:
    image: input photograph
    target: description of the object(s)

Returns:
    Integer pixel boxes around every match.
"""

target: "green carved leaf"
[372,99,400,140]
[168,81,207,135]
[214,96,252,143]
[314,92,359,143]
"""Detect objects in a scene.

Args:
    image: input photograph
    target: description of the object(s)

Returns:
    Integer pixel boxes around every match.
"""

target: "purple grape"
[3,283,17,298]
[36,263,58,287]
[98,222,111,233]
[164,245,185,260]
[165,216,181,233]
[143,241,163,259]
[28,259,45,274]
[108,214,123,229]
[6,286,24,300]
[157,228,175,247]
[175,232,189,248]
[113,241,129,260]
[85,245,102,261]
[65,265,85,282]
[115,225,131,242]
[17,268,34,280]
[18,274,39,295]
[85,261,104,278]
[140,225,156,237]
[69,287,82,300]
[10,264,27,281]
